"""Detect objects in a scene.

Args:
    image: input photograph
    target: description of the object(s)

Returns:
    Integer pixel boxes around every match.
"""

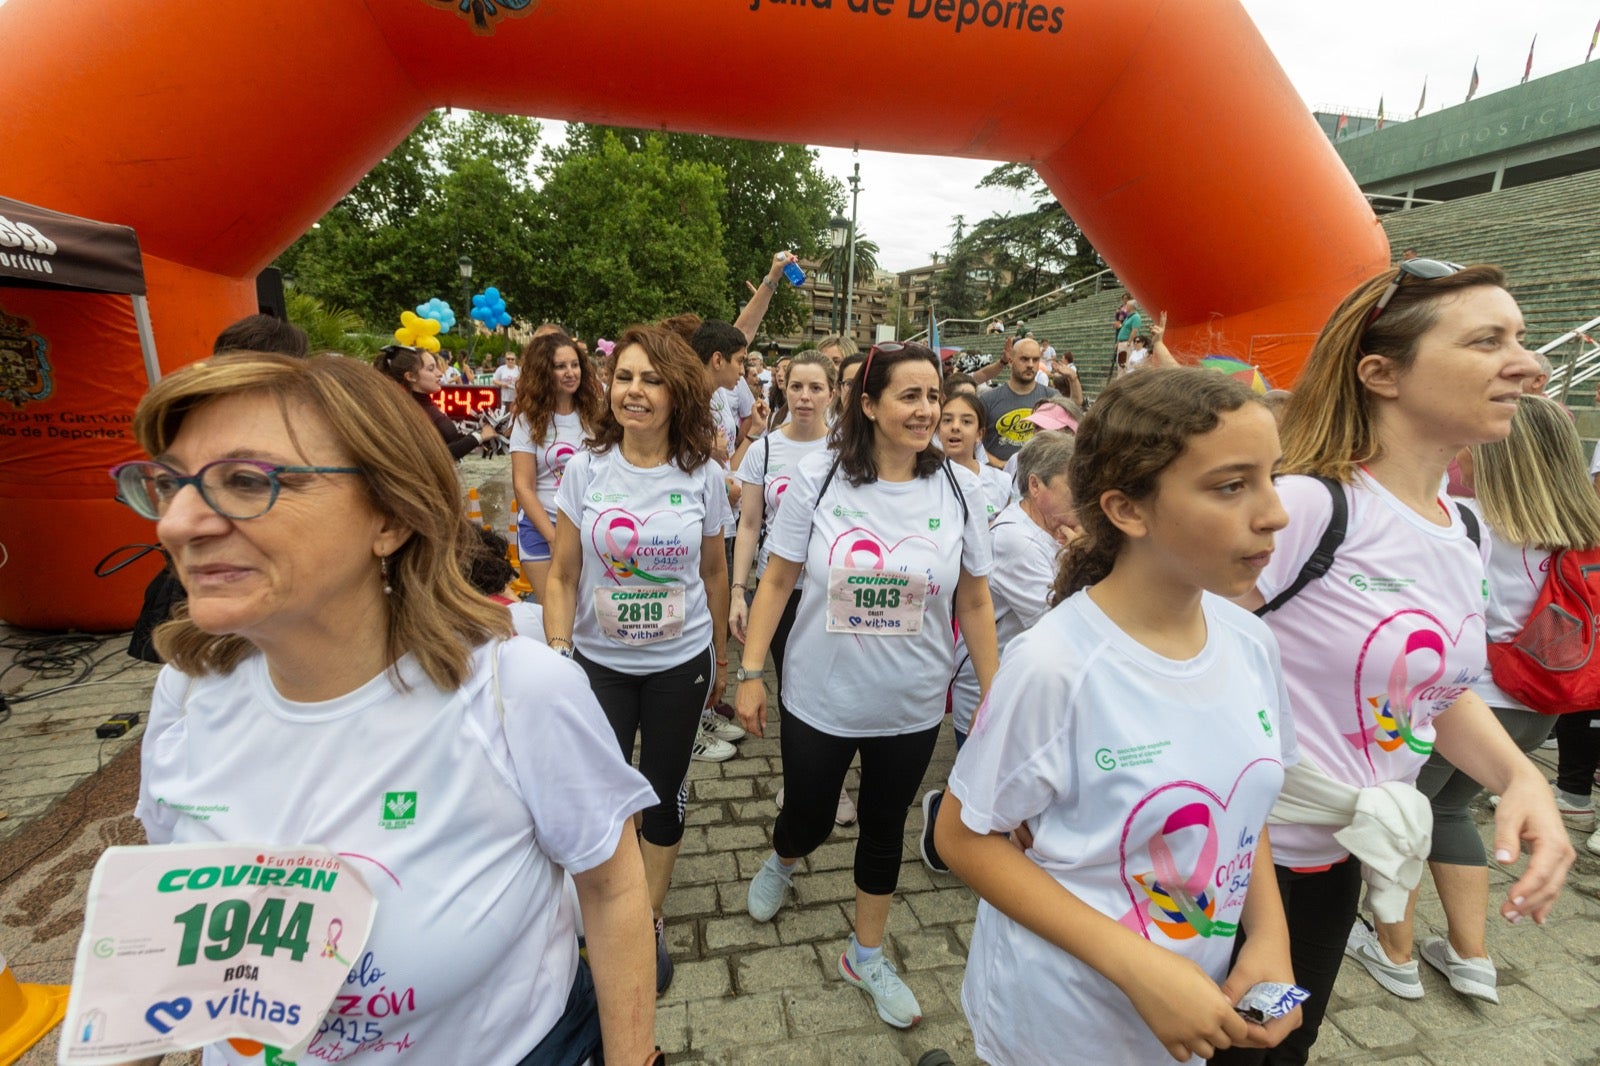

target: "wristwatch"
[734,665,765,683]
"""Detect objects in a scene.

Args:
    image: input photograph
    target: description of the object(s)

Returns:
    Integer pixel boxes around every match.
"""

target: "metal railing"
[905,267,1120,344]
[1543,315,1600,404]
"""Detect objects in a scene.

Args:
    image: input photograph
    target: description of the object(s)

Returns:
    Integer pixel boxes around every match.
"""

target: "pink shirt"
[1257,473,1490,867]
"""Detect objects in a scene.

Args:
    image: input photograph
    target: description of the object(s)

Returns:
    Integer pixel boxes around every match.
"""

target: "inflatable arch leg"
[0,0,1385,629]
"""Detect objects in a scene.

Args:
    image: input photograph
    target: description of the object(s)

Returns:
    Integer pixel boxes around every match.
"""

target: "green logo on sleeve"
[380,791,417,829]
[928,518,941,530]
[670,493,683,505]
[1258,709,1273,737]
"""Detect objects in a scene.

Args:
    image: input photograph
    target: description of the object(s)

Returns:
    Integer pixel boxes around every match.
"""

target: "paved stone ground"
[4,456,1600,1063]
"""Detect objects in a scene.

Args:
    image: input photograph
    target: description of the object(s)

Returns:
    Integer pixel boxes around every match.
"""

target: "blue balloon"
[485,287,501,301]
[498,312,512,328]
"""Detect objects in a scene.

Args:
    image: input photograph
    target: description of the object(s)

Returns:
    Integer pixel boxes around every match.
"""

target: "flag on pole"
[928,304,940,354]
[1522,35,1537,83]
[1415,77,1427,118]
[1335,113,1349,138]
[1589,19,1598,63]
[1467,58,1480,101]
[1376,97,1385,130]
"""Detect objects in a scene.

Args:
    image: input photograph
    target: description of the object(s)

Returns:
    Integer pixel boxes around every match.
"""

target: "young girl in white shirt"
[935,368,1299,1065]
[1217,262,1574,1065]
[510,330,605,601]
[544,324,732,997]
[939,391,1013,525]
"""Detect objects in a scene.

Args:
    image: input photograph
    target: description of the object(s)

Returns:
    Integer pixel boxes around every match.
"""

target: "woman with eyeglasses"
[735,341,1000,1030]
[374,344,498,459]
[1211,262,1575,1066]
[544,324,732,997]
[510,330,605,602]
[114,351,661,1066]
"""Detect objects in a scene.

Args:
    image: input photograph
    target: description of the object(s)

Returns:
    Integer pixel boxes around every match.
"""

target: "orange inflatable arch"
[0,0,1387,630]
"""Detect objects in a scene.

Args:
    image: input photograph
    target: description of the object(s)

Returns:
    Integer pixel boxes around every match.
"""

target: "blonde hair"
[1279,264,1509,481]
[1471,395,1600,551]
[134,352,510,689]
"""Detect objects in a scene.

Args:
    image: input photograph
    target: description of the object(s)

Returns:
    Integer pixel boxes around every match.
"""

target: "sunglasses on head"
[859,341,937,390]
[1366,258,1464,326]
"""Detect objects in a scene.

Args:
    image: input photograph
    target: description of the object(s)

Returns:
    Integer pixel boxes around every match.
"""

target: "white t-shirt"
[734,431,830,584]
[136,642,653,1066]
[509,410,586,521]
[952,591,1294,1066]
[509,600,547,642]
[492,364,521,407]
[1255,473,1490,868]
[989,502,1062,649]
[711,387,754,537]
[1589,442,1600,478]
[555,448,728,672]
[765,451,994,736]
[975,465,1013,527]
[1461,499,1543,713]
[1125,347,1149,372]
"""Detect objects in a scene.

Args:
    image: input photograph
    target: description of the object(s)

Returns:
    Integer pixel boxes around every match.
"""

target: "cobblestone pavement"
[3,457,1599,1063]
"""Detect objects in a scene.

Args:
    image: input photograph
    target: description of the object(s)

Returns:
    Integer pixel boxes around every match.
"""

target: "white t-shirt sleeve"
[553,448,592,525]
[509,414,536,454]
[1590,443,1600,478]
[951,465,996,577]
[1255,475,1339,603]
[701,461,731,535]
[734,378,756,419]
[735,437,769,488]
[494,640,655,875]
[949,633,1074,836]
[135,665,193,845]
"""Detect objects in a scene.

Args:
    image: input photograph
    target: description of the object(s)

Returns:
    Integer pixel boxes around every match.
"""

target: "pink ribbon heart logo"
[593,507,677,585]
[1347,609,1480,764]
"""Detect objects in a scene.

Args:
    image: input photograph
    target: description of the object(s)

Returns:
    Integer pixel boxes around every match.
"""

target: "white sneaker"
[835,786,858,827]
[691,731,736,762]
[701,712,746,744]
[1345,920,1423,1000]
[1587,826,1600,857]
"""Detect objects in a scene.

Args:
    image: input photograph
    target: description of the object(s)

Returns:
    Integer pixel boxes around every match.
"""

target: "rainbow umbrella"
[1199,355,1270,394]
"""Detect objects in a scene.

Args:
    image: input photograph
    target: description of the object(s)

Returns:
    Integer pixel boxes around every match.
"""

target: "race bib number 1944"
[60,843,377,1065]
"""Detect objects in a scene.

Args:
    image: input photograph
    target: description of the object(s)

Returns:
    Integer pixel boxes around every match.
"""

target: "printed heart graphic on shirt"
[592,507,683,585]
[826,527,937,571]
[545,440,578,485]
[1115,761,1277,942]
[765,474,793,513]
[1347,609,1479,764]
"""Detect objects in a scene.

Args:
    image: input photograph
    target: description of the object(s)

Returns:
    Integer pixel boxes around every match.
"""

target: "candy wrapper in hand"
[1234,981,1309,1024]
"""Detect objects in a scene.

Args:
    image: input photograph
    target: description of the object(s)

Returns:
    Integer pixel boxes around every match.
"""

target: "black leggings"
[1555,710,1600,796]
[773,713,940,896]
[575,646,713,848]
[1210,859,1362,1066]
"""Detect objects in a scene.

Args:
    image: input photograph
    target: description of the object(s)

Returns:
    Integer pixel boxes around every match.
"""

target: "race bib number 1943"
[60,843,377,1065]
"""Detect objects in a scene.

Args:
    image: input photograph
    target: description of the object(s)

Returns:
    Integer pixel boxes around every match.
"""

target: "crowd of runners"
[111,251,1586,1064]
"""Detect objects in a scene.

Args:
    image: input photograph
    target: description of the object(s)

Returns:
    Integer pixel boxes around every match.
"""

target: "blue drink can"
[781,260,806,287]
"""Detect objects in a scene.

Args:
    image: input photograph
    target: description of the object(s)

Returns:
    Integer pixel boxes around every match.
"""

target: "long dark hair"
[512,331,605,443]
[1051,368,1258,602]
[588,325,715,472]
[830,342,944,486]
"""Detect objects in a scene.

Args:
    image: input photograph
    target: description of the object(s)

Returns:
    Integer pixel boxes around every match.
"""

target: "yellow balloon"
[417,317,441,337]
[419,335,441,353]
[393,327,411,343]
[400,310,421,329]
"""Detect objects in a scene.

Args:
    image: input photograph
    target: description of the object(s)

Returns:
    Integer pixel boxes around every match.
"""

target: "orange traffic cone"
[0,952,68,1066]
[465,487,485,529]
[507,518,533,597]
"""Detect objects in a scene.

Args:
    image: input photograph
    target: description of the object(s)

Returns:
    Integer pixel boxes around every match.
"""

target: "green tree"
[526,133,728,339]
[274,112,543,331]
[285,287,375,357]
[555,126,842,335]
[939,163,1106,318]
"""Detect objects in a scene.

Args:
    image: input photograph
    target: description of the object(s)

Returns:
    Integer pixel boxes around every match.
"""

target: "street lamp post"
[844,161,861,345]
[828,216,848,334]
[457,255,475,369]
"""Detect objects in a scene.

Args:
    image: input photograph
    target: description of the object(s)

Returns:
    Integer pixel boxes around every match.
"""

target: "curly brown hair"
[1051,368,1258,603]
[588,325,715,472]
[511,331,605,444]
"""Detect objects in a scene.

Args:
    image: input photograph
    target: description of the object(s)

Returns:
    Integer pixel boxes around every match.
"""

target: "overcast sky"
[814,1,1600,271]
